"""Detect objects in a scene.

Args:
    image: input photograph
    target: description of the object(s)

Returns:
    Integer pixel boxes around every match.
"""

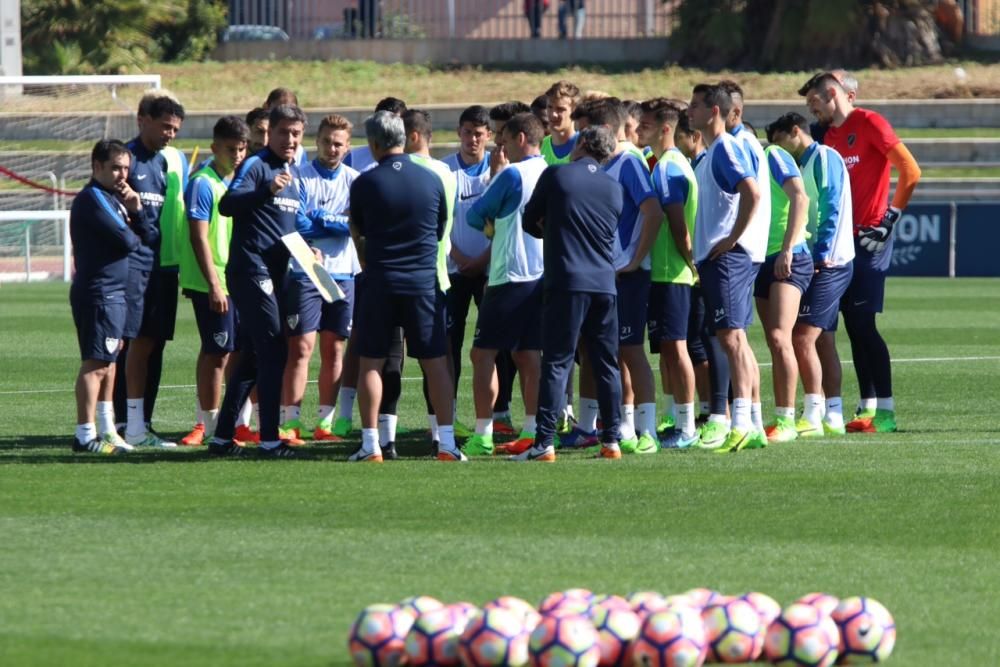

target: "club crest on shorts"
[286,314,300,330]
[258,278,274,295]
[105,337,118,354]
[213,331,229,348]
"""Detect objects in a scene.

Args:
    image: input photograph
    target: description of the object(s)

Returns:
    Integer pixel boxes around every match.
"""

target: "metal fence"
[227,0,673,40]
[962,0,1000,35]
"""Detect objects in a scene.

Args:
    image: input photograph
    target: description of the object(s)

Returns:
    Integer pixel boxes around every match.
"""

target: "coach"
[519,125,625,462]
[347,111,465,462]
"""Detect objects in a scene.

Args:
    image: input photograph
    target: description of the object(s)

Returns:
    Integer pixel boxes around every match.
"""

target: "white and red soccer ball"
[701,598,764,663]
[458,606,531,667]
[405,606,471,667]
[831,596,896,663]
[589,605,641,667]
[764,602,840,667]
[528,613,601,667]
[349,603,416,667]
[630,606,707,667]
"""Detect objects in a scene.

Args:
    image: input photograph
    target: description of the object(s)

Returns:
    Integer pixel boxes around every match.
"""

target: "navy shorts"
[697,246,760,332]
[283,276,354,338]
[71,288,127,362]
[616,269,651,346]
[648,282,691,351]
[687,286,707,364]
[753,250,814,298]
[800,263,853,331]
[123,266,150,339]
[137,268,179,340]
[355,282,447,359]
[185,288,239,354]
[473,280,543,351]
[841,236,892,314]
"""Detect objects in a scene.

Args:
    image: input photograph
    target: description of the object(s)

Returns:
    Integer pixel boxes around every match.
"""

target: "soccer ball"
[630,607,707,667]
[450,602,481,624]
[701,599,764,663]
[764,603,840,667]
[796,593,840,617]
[684,589,731,612]
[627,591,670,618]
[539,589,595,616]
[740,591,782,629]
[401,595,447,619]
[831,597,896,663]
[349,603,415,667]
[528,614,601,667]
[589,605,641,667]
[405,606,469,667]
[591,594,633,615]
[485,596,542,632]
[458,607,530,667]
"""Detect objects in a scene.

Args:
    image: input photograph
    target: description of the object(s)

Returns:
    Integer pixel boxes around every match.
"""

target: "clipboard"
[281,231,346,304]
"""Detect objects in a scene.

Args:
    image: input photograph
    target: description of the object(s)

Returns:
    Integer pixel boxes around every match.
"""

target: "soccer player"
[246,107,270,154]
[753,137,812,443]
[766,111,855,436]
[443,106,495,434]
[348,111,463,462]
[519,125,624,461]
[177,116,249,446]
[687,83,766,453]
[798,70,858,144]
[464,113,549,457]
[278,114,360,443]
[803,72,921,433]
[541,81,580,166]
[264,88,307,165]
[637,98,701,449]
[208,104,307,458]
[118,92,187,448]
[70,140,145,455]
[531,95,550,135]
[344,97,407,174]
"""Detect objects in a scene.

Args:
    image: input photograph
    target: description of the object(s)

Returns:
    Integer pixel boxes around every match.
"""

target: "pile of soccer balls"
[348,588,896,666]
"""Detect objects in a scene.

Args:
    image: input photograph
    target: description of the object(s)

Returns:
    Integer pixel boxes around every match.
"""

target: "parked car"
[221,25,291,42]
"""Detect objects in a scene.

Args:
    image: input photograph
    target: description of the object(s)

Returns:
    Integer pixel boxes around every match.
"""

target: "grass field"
[1,278,999,666]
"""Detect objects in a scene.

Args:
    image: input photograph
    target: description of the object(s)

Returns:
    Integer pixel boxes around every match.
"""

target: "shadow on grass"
[0,431,443,465]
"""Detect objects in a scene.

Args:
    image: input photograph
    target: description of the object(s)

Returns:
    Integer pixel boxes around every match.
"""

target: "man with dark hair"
[518,125,623,461]
[531,95,550,135]
[766,111,855,438]
[245,107,270,154]
[71,140,144,455]
[207,104,307,458]
[802,72,921,434]
[348,111,462,462]
[488,101,531,139]
[178,116,249,446]
[464,113,549,457]
[118,91,187,449]
[344,97,408,173]
[264,87,298,109]
[797,70,858,143]
[279,113,360,444]
[687,83,765,453]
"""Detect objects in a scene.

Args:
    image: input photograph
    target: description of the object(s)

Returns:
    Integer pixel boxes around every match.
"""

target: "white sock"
[699,401,710,417]
[803,394,824,424]
[378,413,398,444]
[317,404,335,423]
[677,402,696,437]
[96,401,115,436]
[236,399,253,428]
[439,425,456,450]
[578,398,599,432]
[859,397,877,412]
[475,418,493,436]
[361,427,380,452]
[428,414,440,441]
[252,402,260,429]
[283,405,300,423]
[661,395,674,419]
[709,413,730,426]
[76,422,97,444]
[620,404,636,440]
[776,406,795,420]
[205,409,219,435]
[876,397,895,411]
[636,403,656,437]
[338,388,356,420]
[825,397,844,424]
[750,402,764,432]
[523,415,536,433]
[125,399,145,439]
[732,398,752,431]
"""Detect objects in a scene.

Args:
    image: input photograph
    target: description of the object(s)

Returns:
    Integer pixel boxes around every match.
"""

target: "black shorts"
[71,288,126,362]
[283,276,354,338]
[841,236,892,314]
[137,268,179,340]
[697,247,760,332]
[616,269,651,346]
[648,282,692,351]
[123,266,151,340]
[473,280,543,351]
[355,285,447,359]
[185,288,239,354]
[753,250,814,298]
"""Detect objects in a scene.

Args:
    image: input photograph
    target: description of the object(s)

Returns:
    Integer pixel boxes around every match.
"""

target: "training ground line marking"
[1,354,999,396]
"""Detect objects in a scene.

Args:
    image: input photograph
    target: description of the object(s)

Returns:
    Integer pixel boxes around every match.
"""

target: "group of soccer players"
[69,71,920,460]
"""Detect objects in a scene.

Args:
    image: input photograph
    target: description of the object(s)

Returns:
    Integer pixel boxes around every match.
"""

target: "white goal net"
[0,75,160,282]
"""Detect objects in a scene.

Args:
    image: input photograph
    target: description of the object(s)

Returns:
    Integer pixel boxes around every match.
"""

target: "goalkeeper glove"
[859,206,900,253]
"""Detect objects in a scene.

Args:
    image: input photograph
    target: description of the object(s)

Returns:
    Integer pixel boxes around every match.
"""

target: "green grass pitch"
[1,278,998,666]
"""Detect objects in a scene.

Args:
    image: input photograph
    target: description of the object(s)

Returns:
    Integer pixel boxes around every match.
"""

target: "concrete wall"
[211,37,674,67]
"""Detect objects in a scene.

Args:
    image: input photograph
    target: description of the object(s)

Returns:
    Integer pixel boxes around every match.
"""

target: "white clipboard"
[281,232,346,304]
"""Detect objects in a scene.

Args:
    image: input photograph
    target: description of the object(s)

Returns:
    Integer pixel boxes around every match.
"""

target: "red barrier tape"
[0,165,79,196]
